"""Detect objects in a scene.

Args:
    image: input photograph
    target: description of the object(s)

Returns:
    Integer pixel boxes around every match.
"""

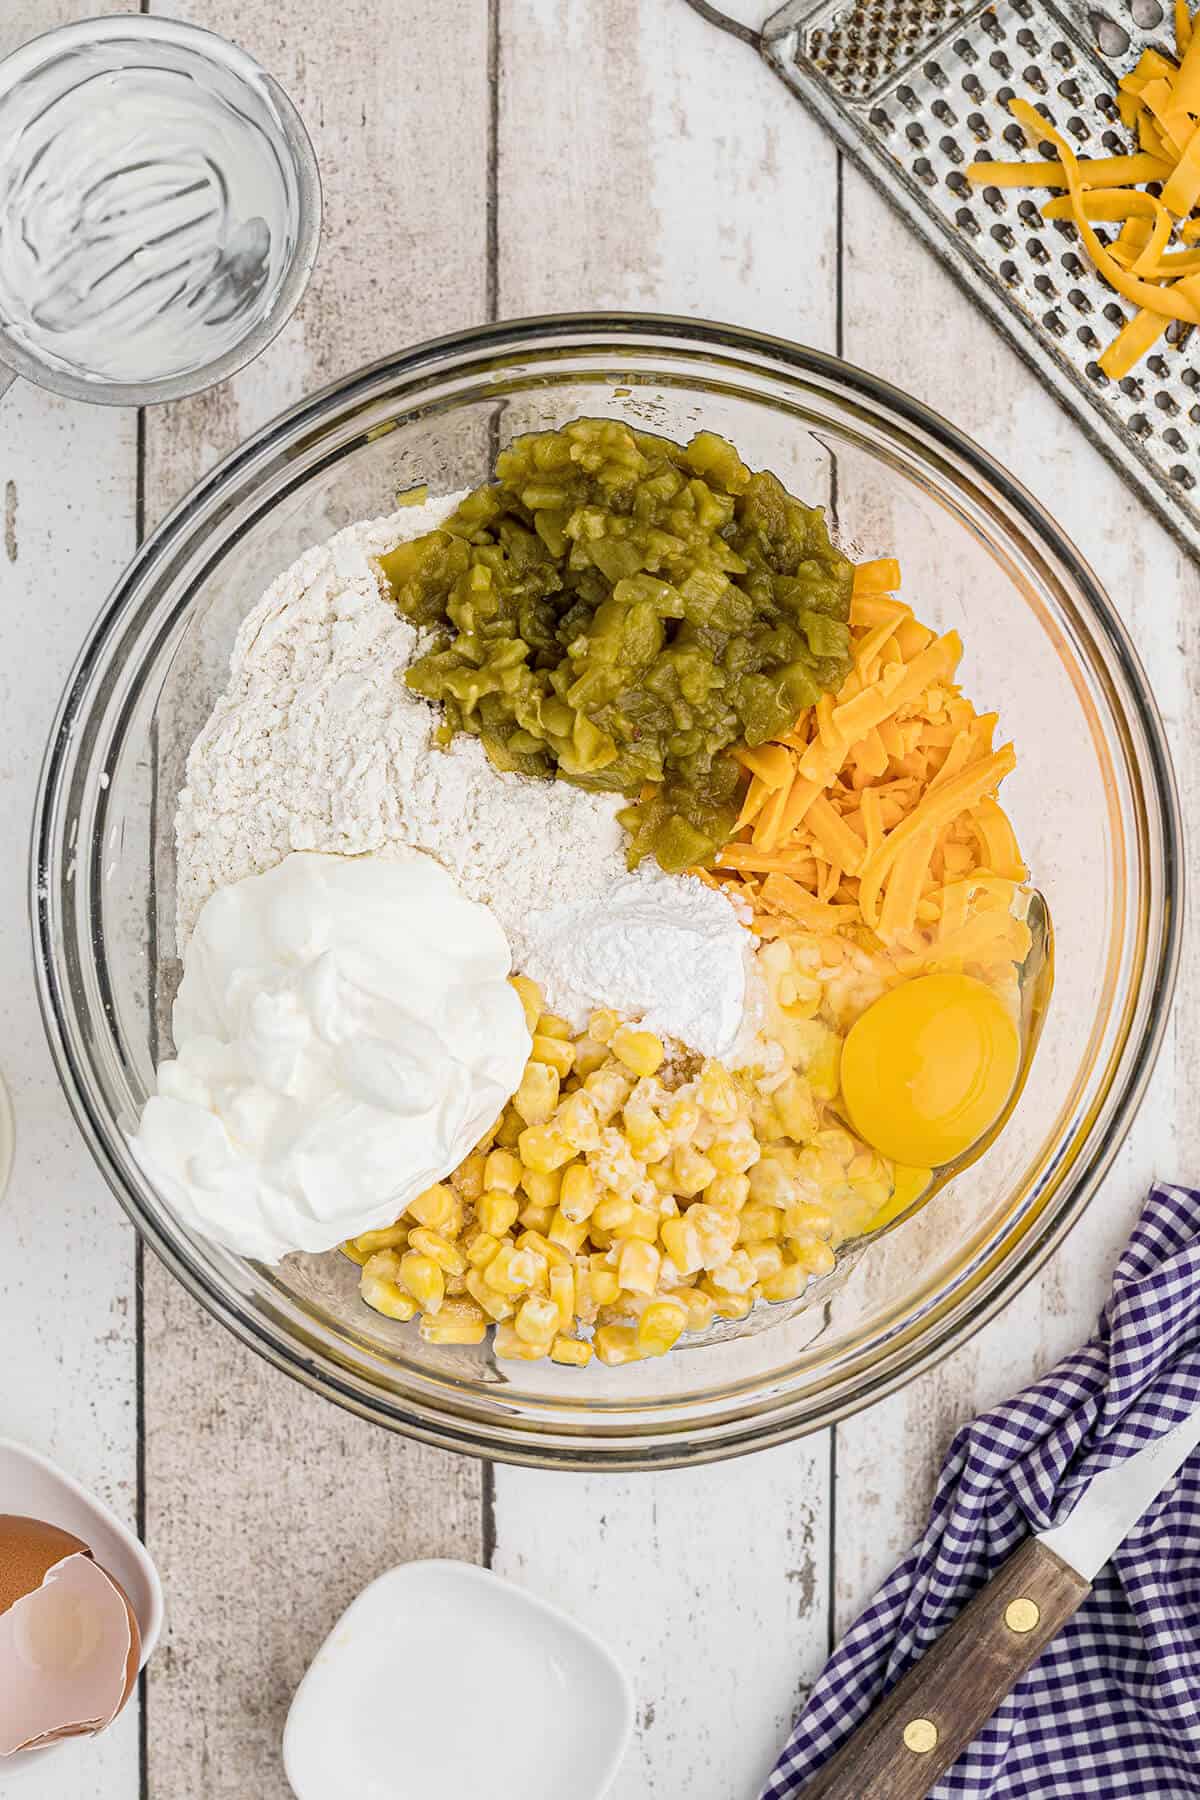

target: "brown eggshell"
[0,1516,92,1615]
[0,1516,142,1755]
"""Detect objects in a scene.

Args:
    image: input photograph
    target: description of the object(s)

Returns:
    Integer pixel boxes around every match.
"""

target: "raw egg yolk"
[840,973,1020,1169]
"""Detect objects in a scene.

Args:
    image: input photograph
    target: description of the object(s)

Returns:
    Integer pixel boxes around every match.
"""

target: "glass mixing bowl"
[33,316,1181,1469]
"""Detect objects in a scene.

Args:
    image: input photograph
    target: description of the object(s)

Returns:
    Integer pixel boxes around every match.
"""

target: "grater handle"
[798,1539,1090,1799]
[682,0,765,46]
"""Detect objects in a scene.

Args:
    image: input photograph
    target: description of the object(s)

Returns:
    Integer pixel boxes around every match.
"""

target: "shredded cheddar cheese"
[712,561,1031,984]
[965,8,1200,378]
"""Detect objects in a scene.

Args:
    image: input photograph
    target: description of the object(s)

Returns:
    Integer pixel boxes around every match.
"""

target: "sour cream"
[131,850,530,1263]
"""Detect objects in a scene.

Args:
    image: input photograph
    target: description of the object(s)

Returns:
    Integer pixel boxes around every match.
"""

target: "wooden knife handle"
[800,1539,1090,1800]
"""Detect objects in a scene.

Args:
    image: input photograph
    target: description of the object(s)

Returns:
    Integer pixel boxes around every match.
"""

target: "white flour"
[175,499,758,1059]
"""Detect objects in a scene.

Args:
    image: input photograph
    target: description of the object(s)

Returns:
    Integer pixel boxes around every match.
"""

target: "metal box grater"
[716,0,1200,555]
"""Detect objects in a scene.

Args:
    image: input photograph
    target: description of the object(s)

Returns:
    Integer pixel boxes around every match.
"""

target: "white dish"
[283,1558,635,1800]
[0,1437,164,1780]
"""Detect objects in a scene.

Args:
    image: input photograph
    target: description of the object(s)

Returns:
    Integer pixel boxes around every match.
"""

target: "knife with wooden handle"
[801,1404,1200,1799]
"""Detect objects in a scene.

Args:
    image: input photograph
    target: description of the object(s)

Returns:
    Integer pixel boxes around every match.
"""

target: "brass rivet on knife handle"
[1005,1597,1040,1634]
[794,1540,1090,1798]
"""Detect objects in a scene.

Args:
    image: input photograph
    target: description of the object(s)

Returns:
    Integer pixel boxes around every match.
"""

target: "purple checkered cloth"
[763,1181,1200,1799]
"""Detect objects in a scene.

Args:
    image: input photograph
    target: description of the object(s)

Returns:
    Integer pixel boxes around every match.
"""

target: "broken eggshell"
[0,1515,140,1758]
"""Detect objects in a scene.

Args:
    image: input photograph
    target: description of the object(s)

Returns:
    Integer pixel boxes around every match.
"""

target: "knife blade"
[801,1405,1200,1799]
[1038,1403,1200,1580]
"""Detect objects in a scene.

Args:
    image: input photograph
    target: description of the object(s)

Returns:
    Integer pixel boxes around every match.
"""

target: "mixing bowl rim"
[30,310,1183,1467]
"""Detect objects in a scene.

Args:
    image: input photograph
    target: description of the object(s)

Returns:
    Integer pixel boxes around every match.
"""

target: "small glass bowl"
[32,316,1181,1468]
[0,15,320,406]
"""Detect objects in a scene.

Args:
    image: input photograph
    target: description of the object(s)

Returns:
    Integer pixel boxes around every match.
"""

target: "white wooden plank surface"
[0,5,141,1795]
[1,2,1196,1797]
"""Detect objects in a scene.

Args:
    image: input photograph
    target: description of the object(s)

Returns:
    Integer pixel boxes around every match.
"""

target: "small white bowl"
[0,1437,164,1779]
[284,1559,634,1800]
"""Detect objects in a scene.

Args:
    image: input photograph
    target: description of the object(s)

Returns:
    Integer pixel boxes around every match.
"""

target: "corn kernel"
[452,1152,487,1201]
[557,1090,602,1151]
[745,1241,784,1281]
[814,1126,856,1163]
[484,1242,537,1298]
[340,1239,370,1266]
[672,1144,717,1198]
[648,1160,677,1197]
[406,1226,466,1276]
[360,1250,418,1321]
[705,1172,750,1213]
[697,1059,739,1121]
[465,1267,513,1322]
[466,1231,502,1270]
[589,1007,621,1044]
[516,1228,568,1268]
[510,974,544,1033]
[748,1158,794,1207]
[496,1108,524,1149]
[623,1099,671,1163]
[585,1263,621,1306]
[559,1162,598,1224]
[664,1090,700,1142]
[689,1204,740,1270]
[618,1238,661,1295]
[790,1238,837,1277]
[617,1202,660,1243]
[660,1215,702,1275]
[407,1183,455,1231]
[532,1033,575,1077]
[572,1036,609,1078]
[703,1285,753,1322]
[760,1259,811,1302]
[514,1061,560,1126]
[707,1128,760,1176]
[536,1011,573,1040]
[547,1208,589,1255]
[419,1298,488,1345]
[590,1129,646,1197]
[707,1248,757,1295]
[583,1066,632,1122]
[773,1072,818,1142]
[398,1251,445,1314]
[475,1190,517,1238]
[549,1264,576,1332]
[677,1286,718,1333]
[850,1171,892,1213]
[519,1166,563,1211]
[351,1222,409,1258]
[738,1204,782,1243]
[593,1194,634,1231]
[518,1124,575,1174]
[551,1334,593,1366]
[594,1323,642,1365]
[515,1294,560,1346]
[517,1201,555,1236]
[493,1320,549,1361]
[611,1025,665,1078]
[445,1273,467,1298]
[796,1145,844,1190]
[484,1148,522,1194]
[637,1298,687,1356]
[783,1201,833,1240]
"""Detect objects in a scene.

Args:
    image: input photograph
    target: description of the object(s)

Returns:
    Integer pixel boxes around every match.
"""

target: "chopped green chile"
[379,419,854,873]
